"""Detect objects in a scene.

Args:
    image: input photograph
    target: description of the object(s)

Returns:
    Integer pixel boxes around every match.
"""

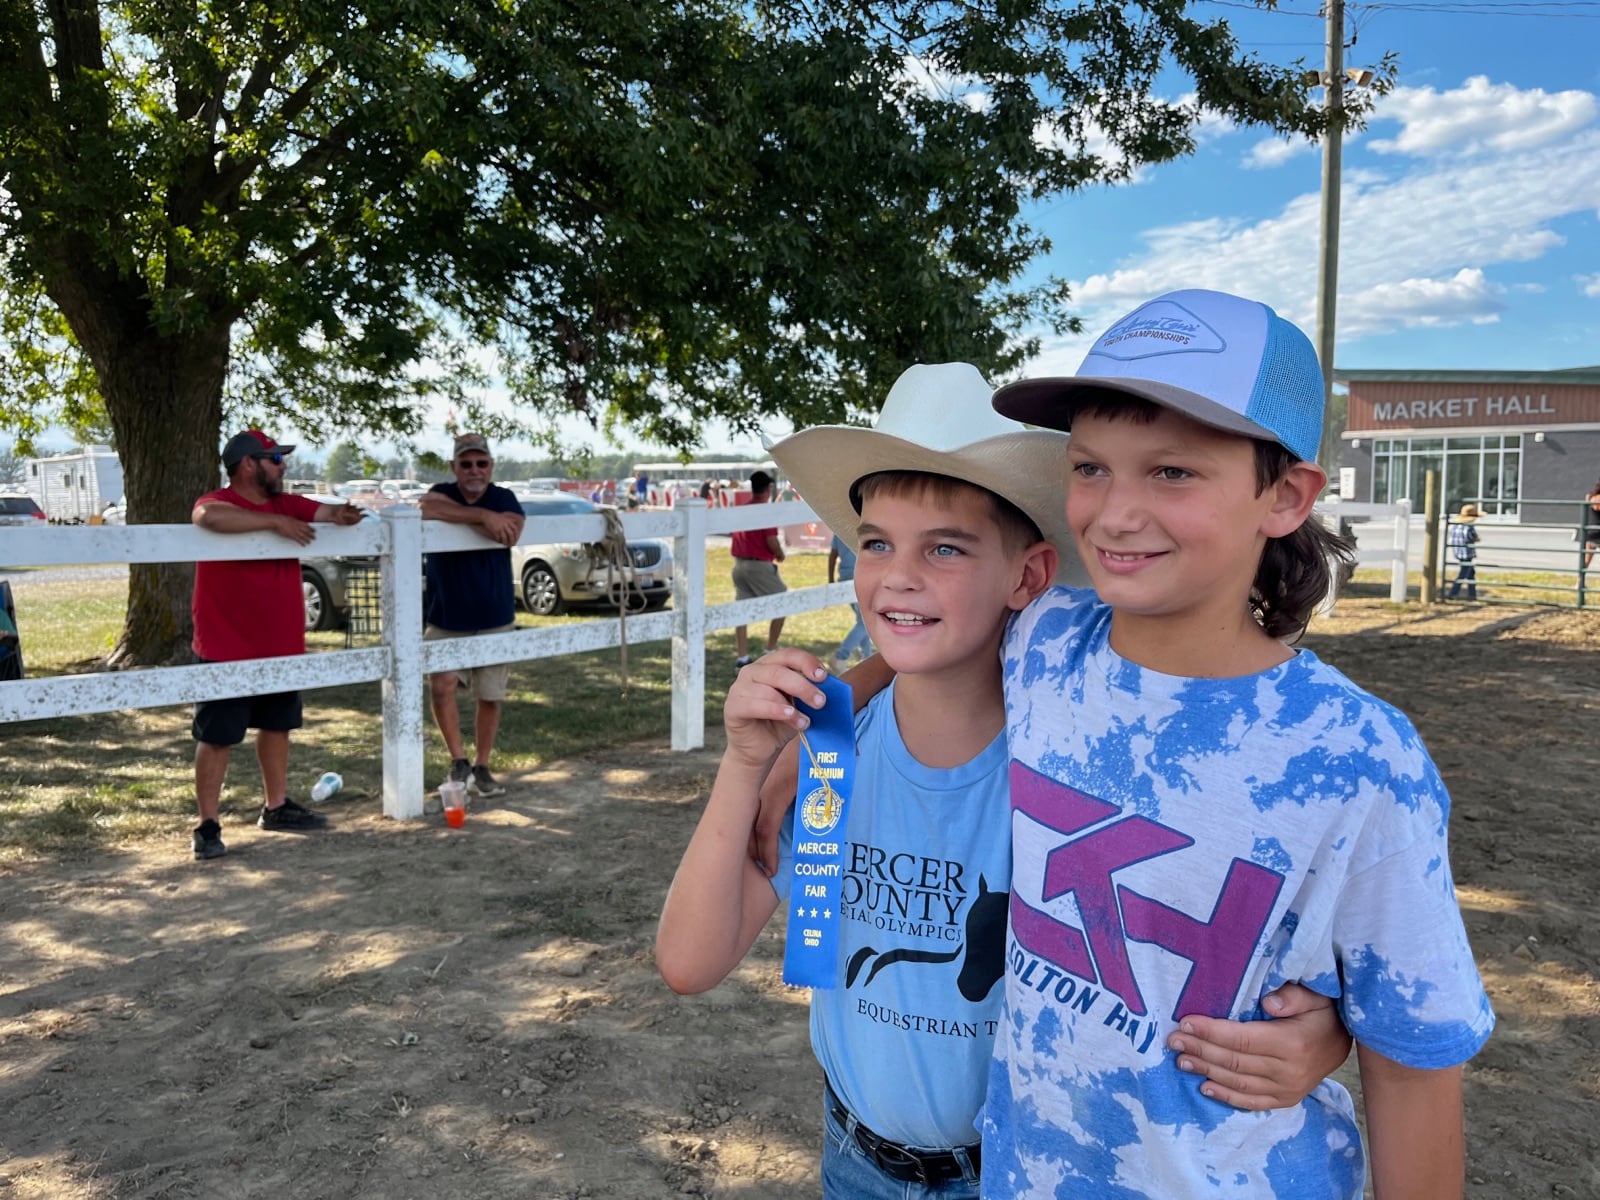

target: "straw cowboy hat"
[1458,503,1482,522]
[770,362,1087,586]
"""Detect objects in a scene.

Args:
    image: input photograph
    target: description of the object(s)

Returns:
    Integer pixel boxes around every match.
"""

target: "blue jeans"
[821,1094,980,1200]
[836,604,873,663]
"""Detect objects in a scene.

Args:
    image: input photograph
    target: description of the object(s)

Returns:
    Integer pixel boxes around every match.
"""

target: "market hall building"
[1334,367,1600,525]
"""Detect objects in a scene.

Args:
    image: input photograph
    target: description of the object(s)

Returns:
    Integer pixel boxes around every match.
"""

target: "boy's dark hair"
[1068,393,1355,640]
[853,471,1044,558]
[749,470,773,494]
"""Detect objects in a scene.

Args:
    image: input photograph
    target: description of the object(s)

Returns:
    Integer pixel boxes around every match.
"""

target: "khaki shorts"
[425,622,516,701]
[732,557,787,600]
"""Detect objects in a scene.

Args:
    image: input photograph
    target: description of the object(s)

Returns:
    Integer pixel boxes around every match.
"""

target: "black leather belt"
[825,1080,980,1185]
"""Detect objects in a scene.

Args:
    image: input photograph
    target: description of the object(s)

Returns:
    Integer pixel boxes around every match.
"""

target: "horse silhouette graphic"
[843,874,1008,1002]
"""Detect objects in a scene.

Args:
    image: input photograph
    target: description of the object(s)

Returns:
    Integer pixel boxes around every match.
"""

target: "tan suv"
[510,491,672,616]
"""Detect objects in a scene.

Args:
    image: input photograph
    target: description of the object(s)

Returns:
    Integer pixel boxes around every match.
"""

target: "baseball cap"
[222,429,295,469]
[992,289,1325,463]
[453,433,491,459]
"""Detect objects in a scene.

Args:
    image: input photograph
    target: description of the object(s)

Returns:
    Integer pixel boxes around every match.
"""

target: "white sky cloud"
[1342,268,1505,331]
[1021,105,1600,374]
[1243,136,1317,170]
[1368,76,1597,157]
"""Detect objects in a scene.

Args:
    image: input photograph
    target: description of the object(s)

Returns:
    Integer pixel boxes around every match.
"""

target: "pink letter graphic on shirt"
[1009,762,1284,1020]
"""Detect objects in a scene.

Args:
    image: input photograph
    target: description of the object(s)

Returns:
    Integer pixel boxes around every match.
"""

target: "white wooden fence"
[1316,498,1413,607]
[0,499,852,819]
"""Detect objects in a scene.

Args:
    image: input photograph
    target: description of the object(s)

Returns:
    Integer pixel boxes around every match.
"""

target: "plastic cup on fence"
[440,781,467,827]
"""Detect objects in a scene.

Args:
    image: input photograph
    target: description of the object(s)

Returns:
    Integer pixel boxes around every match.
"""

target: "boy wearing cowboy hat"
[656,364,1346,1198]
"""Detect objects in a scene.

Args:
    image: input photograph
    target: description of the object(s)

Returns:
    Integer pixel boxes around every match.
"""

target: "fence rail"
[1,495,1432,813]
[0,499,854,819]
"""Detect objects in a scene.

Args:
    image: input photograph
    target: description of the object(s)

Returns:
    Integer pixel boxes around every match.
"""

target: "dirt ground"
[1,598,1597,1199]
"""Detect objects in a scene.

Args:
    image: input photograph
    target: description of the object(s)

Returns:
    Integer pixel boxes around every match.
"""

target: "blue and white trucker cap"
[992,289,1325,463]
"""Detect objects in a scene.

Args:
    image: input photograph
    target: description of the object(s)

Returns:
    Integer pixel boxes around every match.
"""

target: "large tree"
[0,0,1332,663]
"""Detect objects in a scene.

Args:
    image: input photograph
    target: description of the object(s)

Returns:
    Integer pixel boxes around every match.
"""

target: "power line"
[1201,0,1600,14]
[1369,2,1600,12]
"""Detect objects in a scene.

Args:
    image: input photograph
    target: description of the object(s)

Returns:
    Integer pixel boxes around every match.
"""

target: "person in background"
[1584,479,1600,568]
[420,433,526,801]
[730,469,786,669]
[826,532,872,672]
[1447,502,1481,600]
[189,429,365,860]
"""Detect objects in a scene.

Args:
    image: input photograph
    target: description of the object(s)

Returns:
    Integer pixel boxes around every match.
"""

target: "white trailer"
[23,445,124,523]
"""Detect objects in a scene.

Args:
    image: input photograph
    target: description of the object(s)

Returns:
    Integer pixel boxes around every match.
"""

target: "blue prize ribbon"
[781,673,855,989]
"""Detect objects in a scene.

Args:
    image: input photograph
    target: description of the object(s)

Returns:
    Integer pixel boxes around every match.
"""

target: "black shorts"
[193,690,303,746]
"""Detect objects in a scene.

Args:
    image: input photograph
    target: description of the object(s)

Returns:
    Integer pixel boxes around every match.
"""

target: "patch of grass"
[1344,565,1600,609]
[0,547,855,859]
[4,574,128,672]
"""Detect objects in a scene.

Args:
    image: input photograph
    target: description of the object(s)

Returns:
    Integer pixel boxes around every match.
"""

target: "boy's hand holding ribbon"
[721,648,832,775]
[722,650,856,989]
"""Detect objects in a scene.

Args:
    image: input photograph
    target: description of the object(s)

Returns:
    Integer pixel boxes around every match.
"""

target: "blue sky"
[1019,0,1600,380]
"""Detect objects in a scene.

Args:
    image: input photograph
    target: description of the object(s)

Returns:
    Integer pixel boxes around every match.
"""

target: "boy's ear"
[1261,460,1326,539]
[1009,540,1058,610]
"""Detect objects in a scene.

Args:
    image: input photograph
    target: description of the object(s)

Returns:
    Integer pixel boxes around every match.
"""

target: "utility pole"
[1315,0,1345,476]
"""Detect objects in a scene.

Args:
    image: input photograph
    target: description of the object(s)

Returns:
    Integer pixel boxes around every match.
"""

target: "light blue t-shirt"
[983,587,1494,1199]
[776,680,1013,1149]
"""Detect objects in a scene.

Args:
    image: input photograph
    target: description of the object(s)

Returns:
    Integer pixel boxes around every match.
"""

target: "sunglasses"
[254,452,285,466]
[457,458,492,469]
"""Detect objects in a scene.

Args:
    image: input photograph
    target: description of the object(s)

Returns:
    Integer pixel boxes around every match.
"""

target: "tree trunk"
[72,309,230,667]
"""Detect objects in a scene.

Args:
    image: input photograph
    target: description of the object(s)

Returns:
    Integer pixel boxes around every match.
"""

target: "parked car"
[511,492,672,616]
[0,496,47,527]
[379,480,429,503]
[301,507,381,632]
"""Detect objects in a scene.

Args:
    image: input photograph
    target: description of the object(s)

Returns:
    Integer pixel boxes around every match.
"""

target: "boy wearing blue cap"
[981,290,1493,1198]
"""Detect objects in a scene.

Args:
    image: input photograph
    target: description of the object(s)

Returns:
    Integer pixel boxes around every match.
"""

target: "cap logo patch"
[1093,299,1226,361]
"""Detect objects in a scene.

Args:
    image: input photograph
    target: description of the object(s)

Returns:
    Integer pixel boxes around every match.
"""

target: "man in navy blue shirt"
[420,433,525,798]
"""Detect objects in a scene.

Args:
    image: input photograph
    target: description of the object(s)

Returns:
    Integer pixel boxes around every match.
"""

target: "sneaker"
[192,819,227,860]
[734,655,753,669]
[448,757,472,785]
[257,797,328,831]
[469,764,505,798]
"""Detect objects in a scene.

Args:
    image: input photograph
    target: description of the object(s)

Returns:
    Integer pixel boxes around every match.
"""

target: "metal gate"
[1438,498,1598,608]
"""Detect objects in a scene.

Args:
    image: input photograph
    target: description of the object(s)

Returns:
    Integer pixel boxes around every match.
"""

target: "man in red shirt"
[189,429,364,860]
[730,469,787,669]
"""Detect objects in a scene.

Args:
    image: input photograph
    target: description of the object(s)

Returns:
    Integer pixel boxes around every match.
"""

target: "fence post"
[1420,470,1439,604]
[671,498,708,751]
[380,506,427,818]
[1390,498,1411,603]
[1579,498,1590,611]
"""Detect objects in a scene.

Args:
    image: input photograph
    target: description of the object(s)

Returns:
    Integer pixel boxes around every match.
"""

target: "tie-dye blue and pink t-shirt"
[983,587,1493,1199]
